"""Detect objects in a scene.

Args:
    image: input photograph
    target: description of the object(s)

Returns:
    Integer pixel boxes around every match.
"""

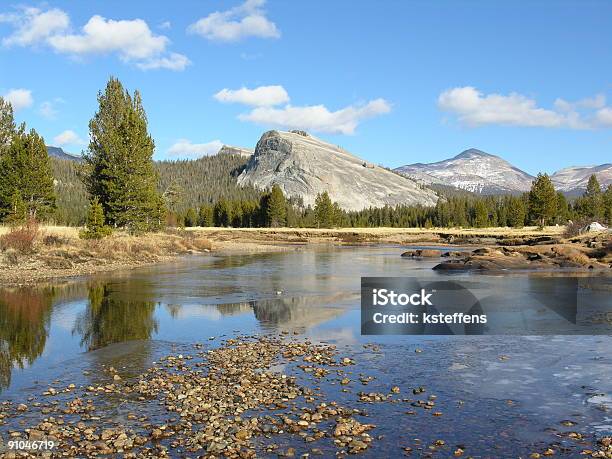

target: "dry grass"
[550,245,593,265]
[0,225,213,284]
[185,225,565,237]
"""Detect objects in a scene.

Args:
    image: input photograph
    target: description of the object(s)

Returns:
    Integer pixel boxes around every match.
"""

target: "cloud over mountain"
[438,86,612,129]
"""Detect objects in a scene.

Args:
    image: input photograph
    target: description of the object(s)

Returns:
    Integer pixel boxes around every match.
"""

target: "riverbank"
[1,224,609,285]
[188,225,567,249]
[0,226,213,286]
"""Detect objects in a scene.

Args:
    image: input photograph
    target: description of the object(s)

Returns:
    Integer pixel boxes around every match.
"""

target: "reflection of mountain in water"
[250,293,351,331]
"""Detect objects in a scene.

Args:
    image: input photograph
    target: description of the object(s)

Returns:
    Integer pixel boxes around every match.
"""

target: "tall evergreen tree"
[213,198,232,226]
[0,125,55,221]
[508,196,526,228]
[266,184,287,227]
[184,208,197,227]
[314,192,334,228]
[474,200,489,228]
[583,174,603,220]
[198,205,214,226]
[528,173,557,227]
[84,77,164,233]
[603,184,612,225]
[0,96,15,153]
[555,191,569,224]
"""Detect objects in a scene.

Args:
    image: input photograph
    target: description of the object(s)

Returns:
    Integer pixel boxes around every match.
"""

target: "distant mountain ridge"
[237,130,439,211]
[395,148,535,195]
[395,149,610,195]
[46,146,82,162]
[218,145,253,158]
[551,164,612,194]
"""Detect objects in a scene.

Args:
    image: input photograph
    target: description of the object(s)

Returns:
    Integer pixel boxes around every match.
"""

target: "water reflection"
[0,247,609,397]
[73,283,158,351]
[0,288,53,391]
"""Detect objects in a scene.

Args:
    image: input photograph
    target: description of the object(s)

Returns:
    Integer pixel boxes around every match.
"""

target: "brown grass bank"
[0,225,213,286]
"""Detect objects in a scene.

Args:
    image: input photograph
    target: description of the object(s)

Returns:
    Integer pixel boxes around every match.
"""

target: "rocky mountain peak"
[237,130,439,211]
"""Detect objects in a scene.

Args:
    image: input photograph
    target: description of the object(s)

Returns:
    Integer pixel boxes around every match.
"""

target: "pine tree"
[528,173,557,227]
[314,192,334,228]
[474,200,489,228]
[508,196,526,228]
[184,208,197,227]
[603,184,612,226]
[583,174,603,220]
[80,198,112,239]
[0,125,55,221]
[198,205,214,227]
[555,191,569,224]
[0,96,15,153]
[84,77,164,233]
[213,198,232,226]
[266,184,287,227]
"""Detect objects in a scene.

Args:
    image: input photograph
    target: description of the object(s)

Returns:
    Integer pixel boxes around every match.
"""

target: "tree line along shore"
[0,77,610,281]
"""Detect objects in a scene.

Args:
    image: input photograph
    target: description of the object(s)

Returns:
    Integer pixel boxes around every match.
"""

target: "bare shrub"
[0,220,40,254]
[43,234,68,246]
[2,249,19,265]
[563,219,589,238]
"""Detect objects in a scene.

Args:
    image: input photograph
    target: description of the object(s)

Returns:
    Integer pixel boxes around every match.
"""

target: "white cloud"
[38,99,64,119]
[0,7,189,71]
[214,85,289,106]
[595,108,612,127]
[214,84,391,134]
[159,21,171,30]
[3,88,33,111]
[136,52,191,71]
[435,86,612,129]
[438,86,571,128]
[1,7,69,47]
[53,129,85,146]
[48,15,166,60]
[188,0,280,42]
[240,99,392,135]
[167,139,223,158]
[555,94,606,112]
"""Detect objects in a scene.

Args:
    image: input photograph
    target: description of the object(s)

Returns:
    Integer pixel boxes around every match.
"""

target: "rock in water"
[237,130,439,211]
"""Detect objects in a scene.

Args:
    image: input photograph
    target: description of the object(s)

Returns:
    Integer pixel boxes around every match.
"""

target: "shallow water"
[0,246,610,456]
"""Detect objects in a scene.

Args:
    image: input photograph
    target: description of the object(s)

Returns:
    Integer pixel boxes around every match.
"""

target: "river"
[0,246,610,457]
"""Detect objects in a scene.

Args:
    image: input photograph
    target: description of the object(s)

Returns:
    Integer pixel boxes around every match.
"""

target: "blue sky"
[0,0,610,174]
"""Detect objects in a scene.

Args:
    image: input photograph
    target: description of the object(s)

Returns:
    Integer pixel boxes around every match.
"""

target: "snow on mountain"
[394,149,535,195]
[551,164,612,193]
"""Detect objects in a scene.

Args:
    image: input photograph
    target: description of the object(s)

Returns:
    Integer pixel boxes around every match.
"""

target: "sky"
[0,0,610,174]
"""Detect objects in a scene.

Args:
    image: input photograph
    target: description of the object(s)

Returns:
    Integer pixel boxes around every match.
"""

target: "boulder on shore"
[580,222,608,233]
[401,249,442,258]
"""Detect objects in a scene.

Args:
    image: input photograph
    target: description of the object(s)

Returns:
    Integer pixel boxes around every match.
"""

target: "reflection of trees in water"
[73,283,158,351]
[0,288,55,392]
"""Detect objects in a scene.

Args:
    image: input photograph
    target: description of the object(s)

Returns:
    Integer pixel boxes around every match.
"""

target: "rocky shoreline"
[400,232,612,273]
[1,225,609,286]
[0,335,610,458]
